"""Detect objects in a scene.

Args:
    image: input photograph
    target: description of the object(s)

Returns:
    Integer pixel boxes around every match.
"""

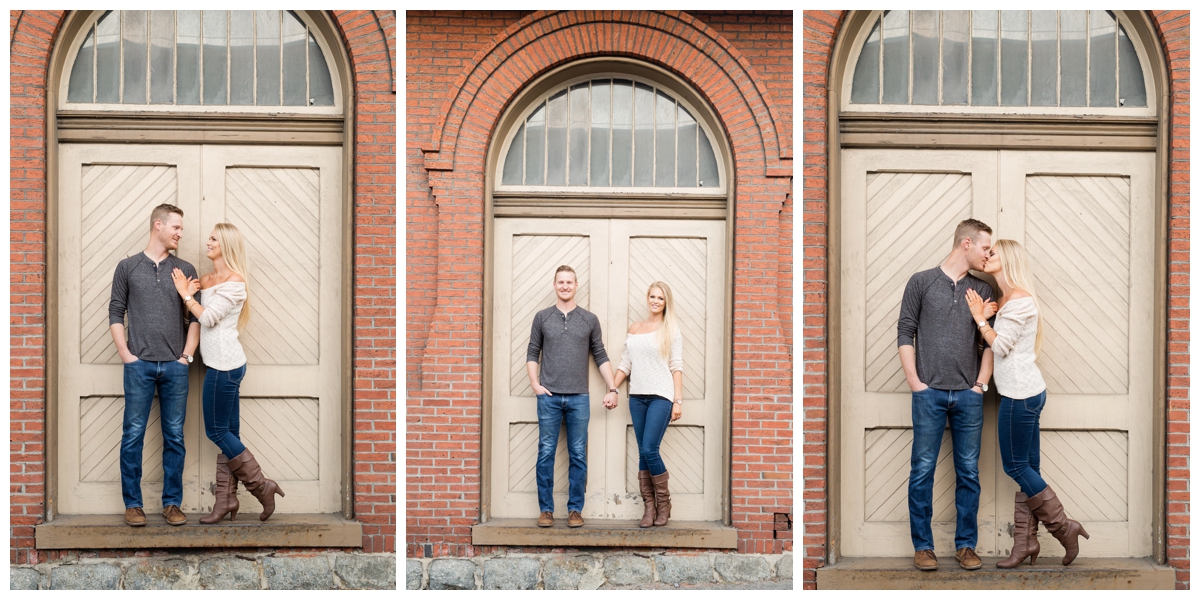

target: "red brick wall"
[8,10,397,562]
[801,10,1190,590]
[406,10,793,557]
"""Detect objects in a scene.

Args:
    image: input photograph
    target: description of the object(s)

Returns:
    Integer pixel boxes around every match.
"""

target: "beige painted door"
[57,143,342,515]
[491,218,725,521]
[840,149,1154,558]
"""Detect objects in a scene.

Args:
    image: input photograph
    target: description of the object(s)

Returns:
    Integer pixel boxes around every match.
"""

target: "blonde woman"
[966,239,1088,568]
[171,223,284,523]
[613,282,683,527]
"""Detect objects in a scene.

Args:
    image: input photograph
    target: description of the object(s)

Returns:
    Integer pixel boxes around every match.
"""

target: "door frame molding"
[480,58,736,525]
[825,10,1171,564]
[44,10,358,520]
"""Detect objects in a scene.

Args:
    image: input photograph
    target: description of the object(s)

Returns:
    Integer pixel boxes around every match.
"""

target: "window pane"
[524,103,545,186]
[850,20,881,104]
[1089,10,1117,107]
[633,83,654,186]
[941,11,969,105]
[203,10,228,105]
[309,34,335,106]
[256,10,281,106]
[1031,11,1057,106]
[67,27,94,103]
[149,11,174,104]
[698,128,719,188]
[96,11,120,103]
[611,80,633,187]
[122,11,148,103]
[882,10,909,104]
[501,124,523,185]
[568,85,589,186]
[971,11,998,106]
[546,90,567,186]
[911,11,938,105]
[590,80,611,186]
[282,11,307,105]
[677,106,698,187]
[1060,10,1087,106]
[230,11,254,105]
[655,91,675,186]
[176,11,201,104]
[1118,25,1147,107]
[1000,11,1028,106]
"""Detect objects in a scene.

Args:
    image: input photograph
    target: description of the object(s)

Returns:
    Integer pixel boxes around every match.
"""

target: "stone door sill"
[35,513,362,549]
[817,556,1174,590]
[471,519,737,549]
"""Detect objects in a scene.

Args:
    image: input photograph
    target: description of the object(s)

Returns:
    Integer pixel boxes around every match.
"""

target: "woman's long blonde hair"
[648,281,679,360]
[993,239,1043,356]
[213,222,252,331]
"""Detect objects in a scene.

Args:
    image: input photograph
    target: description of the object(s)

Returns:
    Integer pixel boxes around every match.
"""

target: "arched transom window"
[849,10,1150,111]
[65,10,336,108]
[499,77,723,191]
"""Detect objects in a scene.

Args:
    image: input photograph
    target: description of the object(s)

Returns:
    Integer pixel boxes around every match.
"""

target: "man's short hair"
[953,218,992,248]
[149,204,185,232]
[554,265,577,281]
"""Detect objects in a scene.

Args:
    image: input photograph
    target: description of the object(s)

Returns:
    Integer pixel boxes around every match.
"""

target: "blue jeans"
[629,394,673,476]
[909,387,984,552]
[121,359,190,509]
[998,390,1047,497]
[535,393,589,513]
[203,364,247,458]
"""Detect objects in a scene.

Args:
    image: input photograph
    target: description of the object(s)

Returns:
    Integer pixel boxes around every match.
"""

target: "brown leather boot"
[1026,485,1089,565]
[638,470,657,528]
[200,454,240,524]
[998,492,1039,568]
[651,471,671,526]
[228,448,285,521]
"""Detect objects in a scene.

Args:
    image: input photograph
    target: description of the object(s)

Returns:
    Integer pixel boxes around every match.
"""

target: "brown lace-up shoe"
[567,511,584,528]
[537,512,553,527]
[124,507,147,527]
[162,504,187,526]
[955,547,982,570]
[913,549,937,571]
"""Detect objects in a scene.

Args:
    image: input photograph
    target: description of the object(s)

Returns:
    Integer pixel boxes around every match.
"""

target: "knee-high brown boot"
[1026,485,1089,565]
[638,470,657,528]
[651,471,671,526]
[997,492,1039,568]
[228,449,285,521]
[200,454,240,523]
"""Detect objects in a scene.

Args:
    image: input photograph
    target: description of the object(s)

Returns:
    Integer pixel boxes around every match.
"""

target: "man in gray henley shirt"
[897,218,996,571]
[526,265,618,528]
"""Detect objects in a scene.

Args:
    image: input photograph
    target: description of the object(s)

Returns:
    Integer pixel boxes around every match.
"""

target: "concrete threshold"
[36,513,363,549]
[817,556,1175,590]
[472,518,737,548]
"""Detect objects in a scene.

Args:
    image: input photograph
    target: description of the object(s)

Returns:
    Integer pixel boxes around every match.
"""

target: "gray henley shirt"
[897,266,995,391]
[526,305,609,395]
[108,252,200,362]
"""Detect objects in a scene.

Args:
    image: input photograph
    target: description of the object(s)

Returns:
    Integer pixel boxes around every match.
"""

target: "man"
[897,218,996,571]
[109,204,201,527]
[526,265,619,528]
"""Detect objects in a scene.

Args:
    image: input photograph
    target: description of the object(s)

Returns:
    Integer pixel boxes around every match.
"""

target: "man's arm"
[600,361,618,409]
[975,348,994,392]
[897,275,926,392]
[589,316,619,408]
[108,263,137,363]
[181,322,200,364]
[527,361,550,396]
[526,313,549,395]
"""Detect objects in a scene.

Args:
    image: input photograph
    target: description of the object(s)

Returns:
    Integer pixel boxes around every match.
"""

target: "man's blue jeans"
[909,387,984,552]
[998,390,1047,497]
[121,359,189,509]
[535,393,589,513]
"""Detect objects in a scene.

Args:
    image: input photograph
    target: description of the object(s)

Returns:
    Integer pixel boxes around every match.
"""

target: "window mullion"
[252,10,257,106]
[586,82,591,186]
[92,22,99,103]
[521,114,527,186]
[966,11,972,105]
[278,11,284,106]
[1056,11,1061,106]
[608,80,613,186]
[877,14,884,104]
[199,11,204,105]
[1113,16,1120,105]
[226,11,231,105]
[118,11,124,103]
[145,12,152,103]
[994,11,1001,105]
[1026,10,1032,106]
[907,11,914,104]
[937,11,943,106]
[565,87,571,186]
[172,12,177,104]
[306,22,312,105]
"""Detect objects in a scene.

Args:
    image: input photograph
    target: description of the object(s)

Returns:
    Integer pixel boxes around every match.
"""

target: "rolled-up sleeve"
[589,316,610,367]
[526,313,543,363]
[897,275,921,347]
[108,262,129,326]
[669,330,683,373]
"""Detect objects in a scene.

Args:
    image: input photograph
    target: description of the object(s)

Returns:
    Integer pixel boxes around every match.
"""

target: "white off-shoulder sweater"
[616,329,683,401]
[198,281,247,371]
[990,297,1046,399]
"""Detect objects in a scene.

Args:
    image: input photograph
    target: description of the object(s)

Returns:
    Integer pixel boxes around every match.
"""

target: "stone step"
[471,518,736,548]
[817,557,1175,590]
[36,513,362,549]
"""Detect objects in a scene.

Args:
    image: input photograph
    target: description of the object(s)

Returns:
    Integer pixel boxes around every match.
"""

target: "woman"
[613,281,683,527]
[171,222,284,523]
[966,239,1088,567]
